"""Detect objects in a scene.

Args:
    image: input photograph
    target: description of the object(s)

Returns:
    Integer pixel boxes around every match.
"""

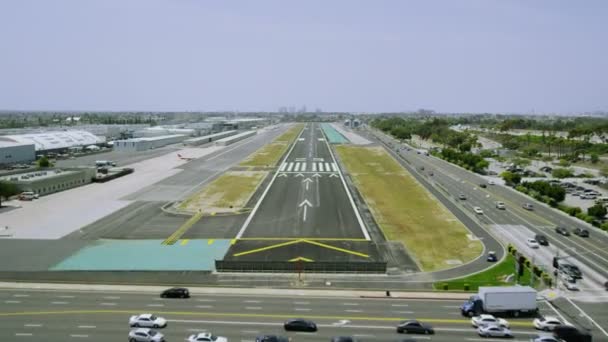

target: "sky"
[0,0,607,114]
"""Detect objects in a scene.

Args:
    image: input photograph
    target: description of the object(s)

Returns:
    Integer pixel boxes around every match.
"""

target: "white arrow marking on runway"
[312,173,322,178]
[329,173,339,178]
[299,199,313,222]
[277,173,287,178]
[302,178,313,191]
[295,173,304,177]
[313,158,324,161]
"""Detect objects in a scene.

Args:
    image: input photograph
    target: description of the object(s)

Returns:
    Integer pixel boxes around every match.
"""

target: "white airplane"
[177,153,195,161]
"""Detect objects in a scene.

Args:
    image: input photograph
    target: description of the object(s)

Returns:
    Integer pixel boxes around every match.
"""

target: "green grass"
[336,145,483,271]
[179,171,267,213]
[240,124,304,167]
[434,254,537,291]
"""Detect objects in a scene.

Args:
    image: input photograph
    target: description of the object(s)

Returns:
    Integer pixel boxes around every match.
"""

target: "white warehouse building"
[113,134,188,152]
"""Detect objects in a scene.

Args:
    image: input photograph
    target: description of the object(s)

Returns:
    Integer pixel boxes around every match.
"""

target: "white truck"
[460,286,538,317]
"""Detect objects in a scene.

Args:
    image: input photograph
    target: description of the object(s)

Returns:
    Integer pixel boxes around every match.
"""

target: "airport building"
[183,130,237,146]
[215,130,256,146]
[0,167,96,196]
[0,130,105,154]
[113,134,188,152]
[0,140,36,166]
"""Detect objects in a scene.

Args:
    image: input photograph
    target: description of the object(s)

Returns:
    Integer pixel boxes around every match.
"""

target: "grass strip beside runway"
[336,145,483,271]
[240,123,305,167]
[179,171,266,213]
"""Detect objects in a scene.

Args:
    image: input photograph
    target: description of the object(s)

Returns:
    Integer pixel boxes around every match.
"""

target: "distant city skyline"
[1,0,607,114]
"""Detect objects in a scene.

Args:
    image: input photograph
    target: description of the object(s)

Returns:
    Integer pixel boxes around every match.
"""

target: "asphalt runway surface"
[0,288,581,342]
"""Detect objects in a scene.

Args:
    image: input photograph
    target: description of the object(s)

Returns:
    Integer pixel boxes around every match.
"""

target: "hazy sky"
[1,0,607,113]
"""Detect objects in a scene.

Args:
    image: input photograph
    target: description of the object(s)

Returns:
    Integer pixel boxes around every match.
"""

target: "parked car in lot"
[474,207,484,215]
[535,234,549,246]
[284,318,317,332]
[396,320,434,334]
[477,325,513,338]
[526,238,540,249]
[573,228,589,237]
[533,316,563,331]
[555,227,570,236]
[128,328,165,342]
[160,287,190,298]
[522,203,534,210]
[18,191,39,201]
[129,314,167,328]
[188,332,227,342]
[471,314,510,328]
[495,202,506,209]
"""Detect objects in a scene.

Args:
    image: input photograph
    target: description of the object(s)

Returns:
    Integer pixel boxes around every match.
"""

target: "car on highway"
[474,207,484,215]
[129,314,167,328]
[477,325,513,338]
[495,201,506,210]
[522,203,534,210]
[459,193,467,200]
[488,180,496,185]
[562,279,579,291]
[487,251,498,262]
[330,337,356,342]
[480,183,487,188]
[573,228,589,237]
[255,335,290,342]
[560,264,582,279]
[128,328,165,342]
[530,335,561,342]
[526,238,540,249]
[396,320,434,334]
[554,227,570,236]
[535,234,549,246]
[533,316,563,331]
[553,325,592,342]
[471,314,510,328]
[187,332,228,342]
[283,318,317,332]
[160,287,190,298]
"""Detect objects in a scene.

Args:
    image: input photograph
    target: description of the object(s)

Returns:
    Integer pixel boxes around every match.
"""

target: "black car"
[479,184,487,188]
[555,227,570,236]
[561,264,582,279]
[255,335,290,342]
[573,228,589,237]
[553,325,592,342]
[396,320,434,334]
[458,194,467,200]
[284,318,317,332]
[331,337,355,342]
[487,251,498,262]
[160,287,190,298]
[535,234,549,246]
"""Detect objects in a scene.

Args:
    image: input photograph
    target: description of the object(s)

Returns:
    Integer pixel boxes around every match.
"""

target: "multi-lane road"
[0,287,560,342]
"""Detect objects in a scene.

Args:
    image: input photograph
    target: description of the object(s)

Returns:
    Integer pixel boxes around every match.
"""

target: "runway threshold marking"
[162,211,203,245]
[232,239,370,258]
[304,240,370,258]
[233,240,301,257]
[237,237,368,241]
[289,256,314,262]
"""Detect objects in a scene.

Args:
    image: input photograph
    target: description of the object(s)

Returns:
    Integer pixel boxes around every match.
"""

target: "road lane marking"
[70,334,89,338]
[312,163,317,172]
[332,163,338,172]
[244,300,261,303]
[345,309,363,313]
[392,311,414,314]
[293,301,309,305]
[391,304,409,307]
[353,334,375,338]
[242,330,260,334]
[103,296,120,300]
[15,333,33,336]
[51,301,68,304]
[318,162,324,172]
[78,325,96,329]
[24,324,42,327]
[343,303,359,306]
[301,163,306,172]
[197,305,214,309]
[245,307,262,310]
[294,308,311,311]
[324,162,330,172]
[58,295,75,298]
[197,299,216,302]
[295,332,317,335]
[147,304,164,307]
[287,162,294,172]
[279,163,287,172]
[294,162,300,172]
[100,303,116,306]
[443,305,460,308]
[5,300,21,303]
[13,294,29,297]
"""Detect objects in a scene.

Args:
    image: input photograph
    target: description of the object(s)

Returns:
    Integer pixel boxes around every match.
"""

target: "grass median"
[179,171,266,213]
[336,145,482,271]
[240,123,304,168]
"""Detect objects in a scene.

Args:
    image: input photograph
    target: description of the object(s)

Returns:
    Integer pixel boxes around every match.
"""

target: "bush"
[558,159,571,167]
[501,171,522,186]
[601,222,608,231]
[588,203,607,219]
[552,168,574,179]
[37,156,52,168]
[515,185,528,194]
[590,153,599,164]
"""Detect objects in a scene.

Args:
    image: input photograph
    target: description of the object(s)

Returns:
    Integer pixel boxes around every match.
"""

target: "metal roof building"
[0,131,105,152]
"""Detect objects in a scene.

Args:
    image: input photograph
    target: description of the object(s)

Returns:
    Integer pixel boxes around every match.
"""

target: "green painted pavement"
[321,123,349,144]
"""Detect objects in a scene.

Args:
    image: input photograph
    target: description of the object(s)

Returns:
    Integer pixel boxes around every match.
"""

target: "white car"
[474,207,484,215]
[128,328,165,342]
[533,316,562,331]
[471,314,510,328]
[526,238,540,249]
[129,314,167,328]
[488,180,496,185]
[563,279,580,291]
[477,325,512,338]
[530,335,561,342]
[495,201,506,209]
[188,332,228,342]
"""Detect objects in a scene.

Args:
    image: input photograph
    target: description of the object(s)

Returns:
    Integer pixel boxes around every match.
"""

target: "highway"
[0,287,557,342]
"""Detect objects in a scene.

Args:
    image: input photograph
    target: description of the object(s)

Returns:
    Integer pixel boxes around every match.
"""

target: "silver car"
[129,314,167,328]
[478,325,513,338]
[128,328,165,342]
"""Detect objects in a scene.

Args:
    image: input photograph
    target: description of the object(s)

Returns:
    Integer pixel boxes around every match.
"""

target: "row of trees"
[437,148,489,173]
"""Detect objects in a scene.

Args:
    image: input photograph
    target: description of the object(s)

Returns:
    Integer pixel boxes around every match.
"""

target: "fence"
[215,260,387,273]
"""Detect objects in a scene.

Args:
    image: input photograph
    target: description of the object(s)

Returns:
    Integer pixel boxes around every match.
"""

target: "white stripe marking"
[78,325,96,329]
[100,303,116,306]
[294,308,311,311]
[13,294,29,297]
[103,296,120,299]
[147,303,164,307]
[245,306,262,310]
[244,300,261,303]
[197,305,213,309]
[391,304,409,307]
[242,330,260,334]
[301,163,306,172]
[312,163,317,172]
[287,162,294,172]
[70,334,89,338]
[324,162,330,171]
[51,301,68,304]
[318,163,324,172]
[279,163,287,172]
[294,162,300,172]
[197,299,216,302]
[5,300,21,303]
[15,333,33,336]
[294,301,309,305]
[58,295,75,298]
[343,303,359,306]
[345,309,362,313]
[393,311,414,314]
[24,324,42,327]
[332,163,338,172]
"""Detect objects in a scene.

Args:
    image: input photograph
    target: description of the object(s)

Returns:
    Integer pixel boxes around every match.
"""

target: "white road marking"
[293,301,309,305]
[244,300,261,303]
[312,163,317,172]
[353,334,375,338]
[391,304,409,307]
[5,300,21,303]
[294,162,300,172]
[187,328,208,332]
[324,162,330,171]
[24,324,42,327]
[147,303,164,307]
[100,303,116,306]
[245,306,262,310]
[279,163,287,172]
[331,163,338,172]
[196,299,216,302]
[197,305,213,309]
[51,301,68,304]
[103,296,120,300]
[343,303,359,306]
[443,305,460,308]
[301,163,306,172]
[296,332,317,335]
[13,294,29,297]
[303,205,308,221]
[78,325,96,329]
[345,309,362,313]
[318,163,324,172]
[70,334,89,338]
[287,162,294,172]
[242,330,260,334]
[294,308,311,311]
[392,311,414,314]
[58,295,75,298]
[15,333,33,336]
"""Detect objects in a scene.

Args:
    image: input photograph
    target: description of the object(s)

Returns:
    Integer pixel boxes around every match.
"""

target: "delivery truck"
[460,286,538,317]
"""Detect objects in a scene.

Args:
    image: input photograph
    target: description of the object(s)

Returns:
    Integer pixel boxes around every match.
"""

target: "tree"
[590,153,599,164]
[588,203,607,219]
[0,181,19,207]
[37,156,51,168]
[552,168,574,179]
[501,171,522,186]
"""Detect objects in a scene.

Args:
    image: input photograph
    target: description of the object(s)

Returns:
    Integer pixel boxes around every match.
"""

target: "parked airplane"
[177,153,195,161]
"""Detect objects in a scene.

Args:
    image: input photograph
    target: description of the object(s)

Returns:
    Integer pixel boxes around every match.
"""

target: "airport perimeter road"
[237,123,368,239]
[0,288,553,342]
[369,129,608,281]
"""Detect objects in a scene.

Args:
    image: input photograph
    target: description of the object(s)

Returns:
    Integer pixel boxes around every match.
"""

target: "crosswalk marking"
[301,163,306,172]
[312,163,317,172]
[319,163,324,172]
[279,163,287,172]
[294,163,300,172]
[324,163,330,171]
[287,162,294,172]
[331,163,338,172]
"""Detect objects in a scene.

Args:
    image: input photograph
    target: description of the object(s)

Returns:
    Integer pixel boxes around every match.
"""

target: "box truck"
[460,286,538,317]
